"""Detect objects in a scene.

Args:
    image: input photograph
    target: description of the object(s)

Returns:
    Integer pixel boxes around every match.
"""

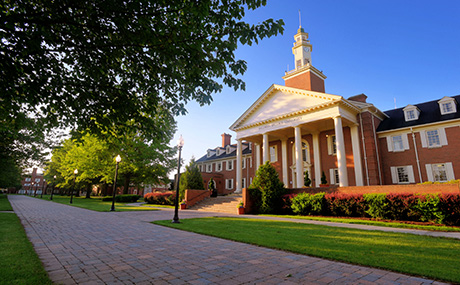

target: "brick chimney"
[222,133,232,147]
[347,94,368,103]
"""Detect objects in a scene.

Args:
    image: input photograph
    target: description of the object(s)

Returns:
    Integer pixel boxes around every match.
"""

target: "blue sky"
[170,0,460,171]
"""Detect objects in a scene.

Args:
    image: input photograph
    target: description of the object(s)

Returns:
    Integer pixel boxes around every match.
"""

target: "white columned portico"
[263,133,269,164]
[294,126,304,188]
[281,138,288,186]
[255,143,261,170]
[350,125,364,186]
[312,132,321,187]
[333,116,348,186]
[236,139,243,193]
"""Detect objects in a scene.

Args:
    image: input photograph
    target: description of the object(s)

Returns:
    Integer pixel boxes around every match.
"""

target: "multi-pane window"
[442,102,454,114]
[432,164,447,182]
[302,142,309,162]
[242,158,246,169]
[328,135,337,155]
[242,178,246,189]
[334,169,339,185]
[25,178,31,182]
[397,167,409,183]
[216,162,222,172]
[226,179,233,189]
[35,178,41,182]
[206,164,212,173]
[226,160,234,171]
[392,135,404,151]
[406,110,416,120]
[269,146,277,162]
[427,130,440,147]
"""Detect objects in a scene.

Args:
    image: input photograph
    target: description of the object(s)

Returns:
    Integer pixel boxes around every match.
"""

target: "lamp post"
[110,155,122,211]
[70,169,78,204]
[50,175,56,200]
[172,135,184,223]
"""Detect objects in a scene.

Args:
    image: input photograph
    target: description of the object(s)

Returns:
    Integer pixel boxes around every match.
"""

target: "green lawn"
[0,194,13,211]
[263,214,460,232]
[0,203,51,284]
[154,217,460,283]
[36,195,160,212]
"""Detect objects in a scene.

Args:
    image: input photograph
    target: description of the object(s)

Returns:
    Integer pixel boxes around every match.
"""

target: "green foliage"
[291,192,326,216]
[179,158,204,200]
[321,171,328,185]
[102,194,141,203]
[1,0,284,142]
[415,194,445,224]
[303,170,311,187]
[363,193,389,219]
[250,161,286,214]
[144,192,175,205]
[208,178,216,191]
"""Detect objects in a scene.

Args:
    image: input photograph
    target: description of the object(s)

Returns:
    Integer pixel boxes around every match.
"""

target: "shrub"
[250,161,287,214]
[144,192,175,205]
[439,193,460,226]
[325,193,366,217]
[304,170,311,187]
[102,194,141,202]
[248,188,262,214]
[415,194,445,224]
[291,192,326,216]
[386,193,420,221]
[179,158,204,200]
[363,193,389,219]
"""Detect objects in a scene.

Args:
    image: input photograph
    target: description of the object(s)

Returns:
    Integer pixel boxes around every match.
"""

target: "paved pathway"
[9,195,449,284]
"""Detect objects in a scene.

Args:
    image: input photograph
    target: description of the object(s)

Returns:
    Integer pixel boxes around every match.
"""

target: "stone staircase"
[190,194,242,214]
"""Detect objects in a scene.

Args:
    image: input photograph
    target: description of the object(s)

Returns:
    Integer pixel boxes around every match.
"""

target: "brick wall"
[284,71,325,93]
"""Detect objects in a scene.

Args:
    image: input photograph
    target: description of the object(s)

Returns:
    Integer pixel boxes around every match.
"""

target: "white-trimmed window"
[330,168,339,185]
[198,165,202,172]
[327,135,337,155]
[206,164,212,173]
[226,179,234,190]
[420,128,448,148]
[226,160,234,171]
[242,178,246,189]
[425,163,455,182]
[438,97,457,115]
[269,145,278,162]
[35,178,41,182]
[403,105,420,121]
[242,158,246,169]
[390,166,415,184]
[216,162,222,172]
[25,178,31,182]
[386,134,409,152]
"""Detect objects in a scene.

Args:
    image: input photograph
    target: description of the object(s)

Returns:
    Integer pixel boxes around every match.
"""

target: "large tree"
[1,0,284,140]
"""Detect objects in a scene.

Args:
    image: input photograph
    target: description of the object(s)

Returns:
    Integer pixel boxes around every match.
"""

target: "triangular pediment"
[230,84,342,131]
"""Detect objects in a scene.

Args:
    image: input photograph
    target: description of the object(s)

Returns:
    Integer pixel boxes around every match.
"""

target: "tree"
[179,158,204,200]
[1,1,284,140]
[208,177,217,197]
[304,170,311,187]
[250,161,286,214]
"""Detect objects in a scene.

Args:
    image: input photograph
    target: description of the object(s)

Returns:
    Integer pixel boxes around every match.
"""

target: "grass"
[0,200,51,284]
[262,214,460,232]
[36,195,160,212]
[0,194,13,211]
[154,217,460,283]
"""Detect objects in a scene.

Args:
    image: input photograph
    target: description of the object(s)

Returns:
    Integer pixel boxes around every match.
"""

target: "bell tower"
[283,26,326,93]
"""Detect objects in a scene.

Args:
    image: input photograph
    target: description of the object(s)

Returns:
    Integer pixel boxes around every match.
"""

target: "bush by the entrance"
[144,192,175,205]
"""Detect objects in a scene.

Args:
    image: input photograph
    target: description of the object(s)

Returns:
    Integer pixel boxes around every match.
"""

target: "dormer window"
[207,149,216,158]
[403,105,420,122]
[438,96,457,115]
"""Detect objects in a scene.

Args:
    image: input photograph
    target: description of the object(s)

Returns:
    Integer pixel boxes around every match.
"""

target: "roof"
[376,95,460,132]
[196,143,252,163]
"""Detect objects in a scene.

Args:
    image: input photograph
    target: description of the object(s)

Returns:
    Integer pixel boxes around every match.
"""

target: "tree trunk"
[123,174,131,194]
[85,183,91,198]
[101,183,108,196]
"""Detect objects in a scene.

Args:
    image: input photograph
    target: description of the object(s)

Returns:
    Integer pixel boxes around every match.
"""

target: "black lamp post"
[50,175,56,200]
[172,135,184,223]
[110,155,122,211]
[70,169,78,204]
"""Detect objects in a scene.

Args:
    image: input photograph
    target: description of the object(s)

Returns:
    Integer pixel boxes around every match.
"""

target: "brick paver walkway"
[9,195,447,284]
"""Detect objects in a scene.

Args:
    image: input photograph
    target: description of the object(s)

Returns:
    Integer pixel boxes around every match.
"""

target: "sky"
[170,0,460,173]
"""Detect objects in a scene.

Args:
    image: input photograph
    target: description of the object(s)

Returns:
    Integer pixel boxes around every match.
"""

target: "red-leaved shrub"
[324,193,366,217]
[144,192,175,205]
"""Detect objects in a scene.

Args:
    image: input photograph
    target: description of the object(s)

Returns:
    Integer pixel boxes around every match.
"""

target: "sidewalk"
[9,195,448,284]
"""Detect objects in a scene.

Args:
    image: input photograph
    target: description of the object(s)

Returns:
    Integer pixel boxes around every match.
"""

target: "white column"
[263,133,269,164]
[294,126,304,188]
[334,116,348,186]
[312,132,321,187]
[350,125,364,186]
[236,139,243,193]
[281,138,288,186]
[255,143,261,171]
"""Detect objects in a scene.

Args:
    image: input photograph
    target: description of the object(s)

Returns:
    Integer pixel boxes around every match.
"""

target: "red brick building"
[19,168,47,195]
[197,26,460,194]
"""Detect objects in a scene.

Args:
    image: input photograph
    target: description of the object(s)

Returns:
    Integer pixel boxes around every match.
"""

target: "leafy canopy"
[1,0,284,139]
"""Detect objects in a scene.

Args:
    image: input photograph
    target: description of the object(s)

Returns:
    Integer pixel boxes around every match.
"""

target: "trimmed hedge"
[102,194,141,203]
[144,192,175,205]
[286,192,460,226]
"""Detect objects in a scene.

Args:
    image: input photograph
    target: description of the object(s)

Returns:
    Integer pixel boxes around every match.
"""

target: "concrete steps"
[190,194,242,214]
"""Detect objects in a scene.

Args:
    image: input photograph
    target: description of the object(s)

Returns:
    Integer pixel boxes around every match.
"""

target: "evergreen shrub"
[291,192,325,216]
[363,193,389,219]
[102,194,141,202]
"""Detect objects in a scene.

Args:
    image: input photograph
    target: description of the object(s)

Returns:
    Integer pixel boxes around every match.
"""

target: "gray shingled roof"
[196,143,251,163]
[376,95,460,132]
